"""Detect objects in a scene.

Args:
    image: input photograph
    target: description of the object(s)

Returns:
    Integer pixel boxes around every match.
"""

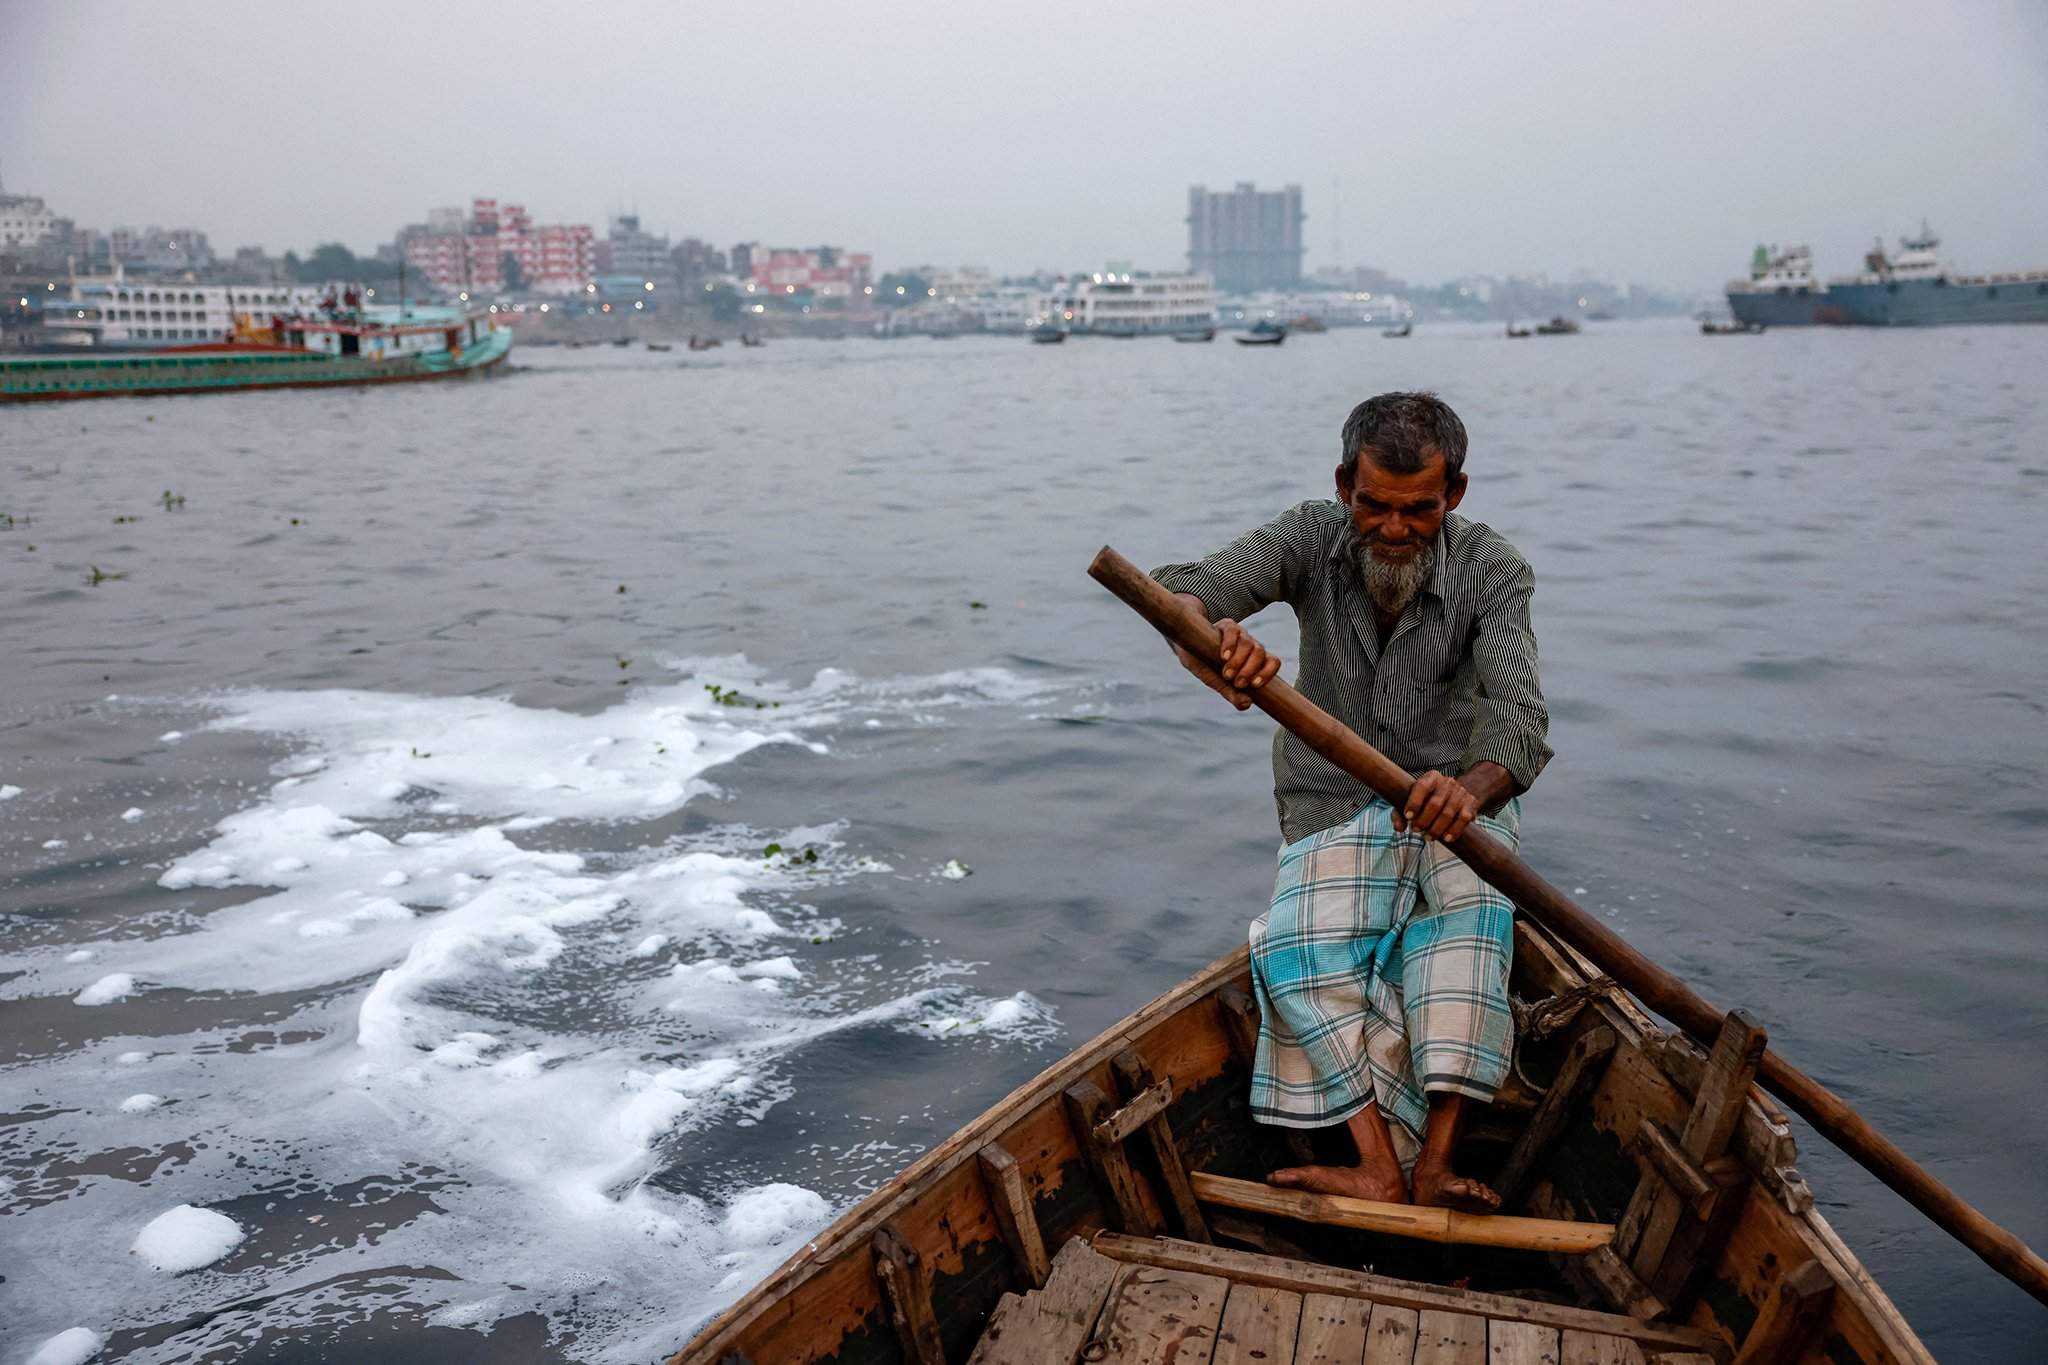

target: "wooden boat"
[1382,322,1413,338]
[1235,322,1287,347]
[688,336,722,351]
[646,341,674,352]
[1534,317,1581,336]
[742,335,766,348]
[1506,323,1533,339]
[671,917,1932,1365]
[1173,328,1216,343]
[1700,320,1765,336]
[1031,328,1068,344]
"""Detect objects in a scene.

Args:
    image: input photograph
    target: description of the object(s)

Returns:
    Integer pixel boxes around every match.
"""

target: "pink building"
[404,198,595,296]
[741,244,874,306]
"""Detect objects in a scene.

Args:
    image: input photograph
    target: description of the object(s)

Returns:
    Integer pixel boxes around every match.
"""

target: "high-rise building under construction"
[1186,183,1305,293]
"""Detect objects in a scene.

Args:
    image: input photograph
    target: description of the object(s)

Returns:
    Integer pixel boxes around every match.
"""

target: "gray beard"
[1351,538,1429,614]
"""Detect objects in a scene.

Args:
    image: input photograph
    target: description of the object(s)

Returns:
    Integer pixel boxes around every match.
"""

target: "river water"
[2,322,2043,1362]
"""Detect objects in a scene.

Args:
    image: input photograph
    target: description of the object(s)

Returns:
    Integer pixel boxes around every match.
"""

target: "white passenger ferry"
[1040,271,1217,337]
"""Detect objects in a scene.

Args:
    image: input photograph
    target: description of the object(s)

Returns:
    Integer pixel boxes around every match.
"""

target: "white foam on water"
[72,973,136,1006]
[0,784,22,800]
[131,1205,244,1272]
[26,1327,103,1365]
[1,659,1065,1363]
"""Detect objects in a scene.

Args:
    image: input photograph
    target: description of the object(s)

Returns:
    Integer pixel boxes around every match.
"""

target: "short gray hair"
[1340,392,1468,485]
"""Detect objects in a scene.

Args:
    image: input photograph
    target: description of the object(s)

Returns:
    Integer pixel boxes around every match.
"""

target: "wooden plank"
[1364,1304,1420,1365]
[872,1224,946,1365]
[978,1142,1052,1287]
[1488,1321,1559,1365]
[1617,1012,1766,1283]
[1643,1356,1714,1365]
[1295,1291,1372,1364]
[1192,1172,1614,1253]
[1089,1233,1724,1353]
[1559,1332,1646,1364]
[967,1237,1121,1365]
[1065,1079,1158,1235]
[1523,1183,1666,1321]
[1495,1025,1617,1204]
[1631,1120,1717,1221]
[1213,1283,1301,1365]
[1731,1259,1836,1365]
[1094,1079,1174,1145]
[1114,1048,1211,1244]
[1091,1262,1230,1365]
[1411,1310,1486,1365]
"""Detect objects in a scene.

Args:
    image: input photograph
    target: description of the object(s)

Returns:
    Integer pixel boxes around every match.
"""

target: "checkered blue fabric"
[1247,797,1520,1167]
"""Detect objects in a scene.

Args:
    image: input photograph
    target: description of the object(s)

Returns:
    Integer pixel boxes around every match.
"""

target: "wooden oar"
[1087,544,2048,1309]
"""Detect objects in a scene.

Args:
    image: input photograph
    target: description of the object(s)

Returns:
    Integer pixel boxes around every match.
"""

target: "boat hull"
[670,918,1932,1365]
[0,327,513,402]
[1825,277,2048,326]
[1725,287,1846,327]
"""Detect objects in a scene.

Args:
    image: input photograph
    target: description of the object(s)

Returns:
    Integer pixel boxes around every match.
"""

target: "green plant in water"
[969,600,988,609]
[113,514,141,524]
[160,490,187,510]
[88,565,127,585]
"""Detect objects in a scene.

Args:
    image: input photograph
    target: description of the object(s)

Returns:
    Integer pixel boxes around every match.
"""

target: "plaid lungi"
[1247,797,1520,1166]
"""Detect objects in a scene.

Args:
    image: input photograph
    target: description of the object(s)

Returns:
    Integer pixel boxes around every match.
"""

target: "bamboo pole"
[1088,544,2048,1310]
[1190,1172,1614,1252]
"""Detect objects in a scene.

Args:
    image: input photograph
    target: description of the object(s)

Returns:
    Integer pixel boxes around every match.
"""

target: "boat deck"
[968,1236,1723,1365]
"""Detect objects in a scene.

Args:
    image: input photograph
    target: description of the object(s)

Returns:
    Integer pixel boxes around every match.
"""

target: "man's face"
[1335,447,1467,564]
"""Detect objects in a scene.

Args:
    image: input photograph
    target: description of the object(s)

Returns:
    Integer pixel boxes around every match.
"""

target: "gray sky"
[6,0,2046,291]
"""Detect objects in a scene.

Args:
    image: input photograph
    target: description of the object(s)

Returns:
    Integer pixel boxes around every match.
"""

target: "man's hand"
[1175,617,1282,711]
[1394,770,1482,842]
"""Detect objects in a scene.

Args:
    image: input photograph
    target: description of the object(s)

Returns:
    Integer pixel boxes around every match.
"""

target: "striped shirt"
[1152,500,1551,843]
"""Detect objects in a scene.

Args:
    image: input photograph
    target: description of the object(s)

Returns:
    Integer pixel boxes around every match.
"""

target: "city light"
[863,286,873,295]
[643,281,654,291]
[539,303,550,312]
[601,303,611,312]
[586,284,596,294]
[633,300,643,309]
[458,291,469,301]
[927,287,936,296]
[786,285,795,294]
[895,286,904,295]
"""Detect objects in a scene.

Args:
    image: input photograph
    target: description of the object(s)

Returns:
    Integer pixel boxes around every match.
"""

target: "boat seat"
[966,1235,1729,1365]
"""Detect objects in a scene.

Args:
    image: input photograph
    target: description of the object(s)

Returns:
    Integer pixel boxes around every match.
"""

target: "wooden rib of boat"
[671,914,1932,1365]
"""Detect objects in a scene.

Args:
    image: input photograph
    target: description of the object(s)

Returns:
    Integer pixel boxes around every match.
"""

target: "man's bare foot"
[1409,1159,1500,1213]
[1265,1161,1409,1204]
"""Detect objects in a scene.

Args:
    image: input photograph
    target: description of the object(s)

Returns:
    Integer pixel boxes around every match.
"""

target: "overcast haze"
[6,0,2046,290]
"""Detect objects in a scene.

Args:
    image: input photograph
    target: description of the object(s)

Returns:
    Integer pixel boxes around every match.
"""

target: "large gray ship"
[1726,227,2048,327]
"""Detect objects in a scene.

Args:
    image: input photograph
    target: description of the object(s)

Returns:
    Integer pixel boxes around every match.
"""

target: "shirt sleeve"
[1149,501,1323,623]
[1461,553,1553,790]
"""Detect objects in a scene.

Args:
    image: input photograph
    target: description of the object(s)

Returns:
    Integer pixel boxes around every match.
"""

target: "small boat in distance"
[611,336,634,347]
[687,336,721,351]
[1234,320,1287,346]
[1172,327,1216,343]
[1506,321,1533,338]
[1382,321,1412,338]
[1030,327,1067,344]
[1700,316,1765,336]
[1287,314,1328,334]
[740,334,765,348]
[645,341,673,352]
[1534,316,1581,335]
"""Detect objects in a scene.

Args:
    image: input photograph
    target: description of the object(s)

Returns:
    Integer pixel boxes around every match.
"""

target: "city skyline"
[5,0,2047,292]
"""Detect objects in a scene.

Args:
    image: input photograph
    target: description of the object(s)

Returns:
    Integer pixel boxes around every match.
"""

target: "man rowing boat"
[1151,391,1551,1211]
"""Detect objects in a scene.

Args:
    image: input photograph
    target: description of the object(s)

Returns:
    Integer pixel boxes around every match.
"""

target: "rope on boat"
[1510,977,1619,1096]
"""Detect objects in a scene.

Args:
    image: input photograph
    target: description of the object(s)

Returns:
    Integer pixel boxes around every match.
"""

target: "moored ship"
[1,296,512,401]
[1826,225,2048,326]
[1727,228,2048,327]
[1724,244,1844,327]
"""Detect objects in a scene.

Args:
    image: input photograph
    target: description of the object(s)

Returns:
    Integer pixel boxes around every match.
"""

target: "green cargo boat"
[1,303,511,402]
